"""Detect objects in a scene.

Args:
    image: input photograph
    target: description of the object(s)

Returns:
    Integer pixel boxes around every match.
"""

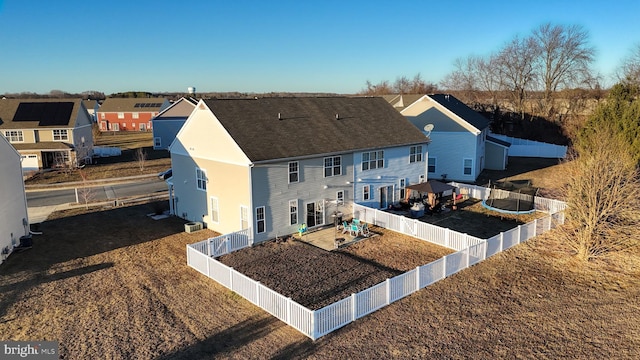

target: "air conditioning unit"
[184,222,203,233]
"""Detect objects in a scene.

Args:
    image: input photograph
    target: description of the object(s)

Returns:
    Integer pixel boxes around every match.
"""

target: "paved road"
[27,179,168,207]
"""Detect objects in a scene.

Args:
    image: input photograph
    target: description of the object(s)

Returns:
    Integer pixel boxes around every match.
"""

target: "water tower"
[187,86,196,95]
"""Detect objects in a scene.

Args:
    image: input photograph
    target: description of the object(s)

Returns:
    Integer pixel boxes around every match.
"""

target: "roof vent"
[335,113,339,120]
[278,112,282,120]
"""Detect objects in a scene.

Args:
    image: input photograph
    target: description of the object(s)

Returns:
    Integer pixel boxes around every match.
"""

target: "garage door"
[21,154,39,170]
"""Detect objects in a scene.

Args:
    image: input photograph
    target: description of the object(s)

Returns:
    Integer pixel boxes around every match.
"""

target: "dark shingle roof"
[99,98,167,112]
[0,98,83,129]
[204,97,428,162]
[428,94,490,131]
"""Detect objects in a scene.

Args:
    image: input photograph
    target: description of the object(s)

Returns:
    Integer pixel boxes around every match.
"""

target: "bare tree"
[393,76,412,94]
[360,79,393,95]
[532,23,596,117]
[495,35,540,120]
[616,43,640,86]
[77,170,96,209]
[135,148,147,172]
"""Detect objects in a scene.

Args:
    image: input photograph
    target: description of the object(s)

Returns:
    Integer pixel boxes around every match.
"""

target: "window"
[110,123,119,131]
[132,112,139,119]
[399,179,406,200]
[409,145,423,163]
[101,113,105,119]
[196,167,207,191]
[336,190,344,205]
[132,123,136,128]
[148,121,152,129]
[154,137,161,147]
[121,123,126,128]
[419,174,425,183]
[256,206,266,233]
[4,130,23,142]
[324,156,341,177]
[362,150,384,171]
[210,197,219,223]
[53,129,68,141]
[288,161,299,183]
[363,185,370,200]
[428,157,436,173]
[463,158,473,176]
[289,200,298,225]
[240,206,249,230]
[140,123,146,131]
[117,112,124,119]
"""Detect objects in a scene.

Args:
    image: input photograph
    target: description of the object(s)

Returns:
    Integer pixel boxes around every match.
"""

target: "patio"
[293,224,377,251]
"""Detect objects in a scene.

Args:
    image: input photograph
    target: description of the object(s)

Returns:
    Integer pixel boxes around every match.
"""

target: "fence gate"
[401,216,416,236]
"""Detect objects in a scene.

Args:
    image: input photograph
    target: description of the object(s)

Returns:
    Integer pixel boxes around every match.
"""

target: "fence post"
[466,247,470,269]
[499,233,504,252]
[256,281,261,306]
[186,244,190,265]
[207,239,211,257]
[385,279,391,305]
[229,267,234,289]
[206,252,210,277]
[533,219,537,238]
[226,236,230,254]
[287,297,292,324]
[517,225,522,243]
[351,293,356,321]
[416,266,421,291]
[442,256,447,279]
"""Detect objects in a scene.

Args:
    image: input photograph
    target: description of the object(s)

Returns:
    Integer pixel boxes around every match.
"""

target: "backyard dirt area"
[1,197,639,359]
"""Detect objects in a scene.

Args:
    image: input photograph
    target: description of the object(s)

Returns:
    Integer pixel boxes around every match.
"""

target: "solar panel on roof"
[13,102,74,126]
[134,103,141,107]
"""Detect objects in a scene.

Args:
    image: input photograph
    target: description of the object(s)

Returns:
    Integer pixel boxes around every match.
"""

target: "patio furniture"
[349,223,361,237]
[361,223,370,236]
[298,223,307,237]
[342,221,350,234]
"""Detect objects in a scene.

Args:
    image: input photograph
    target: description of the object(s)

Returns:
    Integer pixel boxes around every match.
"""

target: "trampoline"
[481,180,538,215]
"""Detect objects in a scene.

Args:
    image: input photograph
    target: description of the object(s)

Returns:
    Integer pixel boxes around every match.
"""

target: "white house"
[151,97,198,150]
[0,133,30,265]
[168,97,430,243]
[398,94,509,182]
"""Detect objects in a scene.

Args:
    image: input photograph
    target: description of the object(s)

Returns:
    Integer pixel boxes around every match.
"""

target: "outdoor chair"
[349,223,361,237]
[361,223,370,236]
[342,221,350,234]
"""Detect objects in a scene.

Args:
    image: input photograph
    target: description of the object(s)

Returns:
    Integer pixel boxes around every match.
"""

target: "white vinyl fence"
[187,188,566,340]
[488,133,567,158]
[92,146,122,157]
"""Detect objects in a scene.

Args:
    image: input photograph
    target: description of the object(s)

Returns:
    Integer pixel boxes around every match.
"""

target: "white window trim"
[4,130,24,143]
[110,123,119,131]
[132,112,139,119]
[210,196,219,224]
[363,185,370,200]
[288,161,299,183]
[196,167,207,191]
[428,157,437,173]
[154,137,161,147]
[117,112,125,119]
[323,155,342,177]
[362,150,384,171]
[409,145,423,163]
[336,190,344,205]
[256,206,266,234]
[53,129,69,141]
[240,206,249,230]
[399,178,406,200]
[289,200,298,226]
[463,158,473,176]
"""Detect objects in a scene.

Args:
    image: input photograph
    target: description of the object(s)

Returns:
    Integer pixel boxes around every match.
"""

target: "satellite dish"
[423,124,434,136]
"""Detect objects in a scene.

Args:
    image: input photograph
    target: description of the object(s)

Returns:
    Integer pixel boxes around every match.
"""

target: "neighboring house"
[0,98,95,171]
[0,133,29,265]
[82,99,100,123]
[169,97,429,243]
[395,94,509,182]
[97,98,170,132]
[151,97,198,150]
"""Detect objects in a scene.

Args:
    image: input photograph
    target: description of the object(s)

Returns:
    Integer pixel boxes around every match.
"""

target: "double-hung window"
[363,185,371,200]
[399,179,406,200]
[289,200,298,225]
[196,167,207,190]
[4,130,23,142]
[336,190,344,205]
[362,150,384,171]
[210,197,219,223]
[53,129,68,141]
[288,161,299,183]
[256,206,266,233]
[428,157,436,173]
[463,158,473,176]
[409,145,423,163]
[324,156,341,177]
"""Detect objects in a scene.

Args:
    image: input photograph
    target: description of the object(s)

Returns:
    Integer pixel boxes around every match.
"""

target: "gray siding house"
[169,97,429,244]
[151,97,198,150]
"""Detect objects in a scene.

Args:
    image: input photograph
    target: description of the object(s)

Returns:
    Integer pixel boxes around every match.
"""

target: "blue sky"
[1,0,639,95]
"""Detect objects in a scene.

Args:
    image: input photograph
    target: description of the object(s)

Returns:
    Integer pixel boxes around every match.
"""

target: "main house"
[0,133,29,265]
[0,98,94,171]
[151,97,198,150]
[169,97,430,243]
[392,94,509,182]
[97,97,170,132]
